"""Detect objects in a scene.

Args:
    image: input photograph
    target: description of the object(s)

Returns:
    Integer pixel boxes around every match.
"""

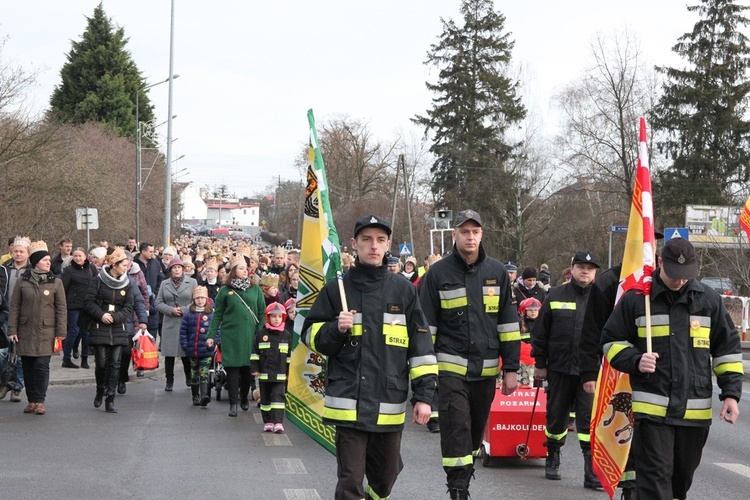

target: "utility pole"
[389,154,415,259]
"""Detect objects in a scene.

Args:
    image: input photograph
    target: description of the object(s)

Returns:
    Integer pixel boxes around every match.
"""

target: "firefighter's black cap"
[353,215,392,238]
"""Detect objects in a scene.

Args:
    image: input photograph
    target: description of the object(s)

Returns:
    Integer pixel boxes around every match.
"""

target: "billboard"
[685,205,745,248]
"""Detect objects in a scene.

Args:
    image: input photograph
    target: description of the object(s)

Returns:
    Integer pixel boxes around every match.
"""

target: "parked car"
[212,228,230,239]
[699,277,739,296]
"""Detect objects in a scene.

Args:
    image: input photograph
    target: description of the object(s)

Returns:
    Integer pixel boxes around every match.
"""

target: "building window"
[243,209,247,215]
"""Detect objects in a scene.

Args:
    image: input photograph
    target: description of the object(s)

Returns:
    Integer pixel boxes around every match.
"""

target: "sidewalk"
[49,351,165,386]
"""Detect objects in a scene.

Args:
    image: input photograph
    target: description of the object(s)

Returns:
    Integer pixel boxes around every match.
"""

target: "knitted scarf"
[231,277,253,291]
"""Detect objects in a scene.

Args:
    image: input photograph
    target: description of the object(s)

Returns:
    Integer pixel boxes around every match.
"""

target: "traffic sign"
[664,227,689,240]
[399,243,412,256]
[76,208,99,230]
[609,225,628,233]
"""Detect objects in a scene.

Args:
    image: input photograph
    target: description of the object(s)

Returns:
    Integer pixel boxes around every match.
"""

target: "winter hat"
[166,257,184,271]
[192,286,209,299]
[28,240,50,268]
[518,298,542,316]
[91,247,107,260]
[387,256,400,266]
[265,301,287,322]
[522,266,537,280]
[505,262,517,272]
[162,246,176,258]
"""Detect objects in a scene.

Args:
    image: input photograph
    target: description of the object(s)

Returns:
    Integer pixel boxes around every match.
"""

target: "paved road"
[0,354,747,499]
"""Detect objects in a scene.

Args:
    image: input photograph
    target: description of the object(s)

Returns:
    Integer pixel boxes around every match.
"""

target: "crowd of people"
[0,212,743,500]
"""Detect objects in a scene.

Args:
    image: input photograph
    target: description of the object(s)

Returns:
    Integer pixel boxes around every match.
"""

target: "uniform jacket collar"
[450,243,487,270]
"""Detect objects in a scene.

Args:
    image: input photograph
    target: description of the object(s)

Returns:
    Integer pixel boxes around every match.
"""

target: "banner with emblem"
[591,117,655,499]
[286,109,343,454]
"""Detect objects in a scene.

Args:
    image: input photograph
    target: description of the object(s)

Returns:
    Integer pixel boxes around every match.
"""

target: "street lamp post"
[135,74,179,244]
[164,0,177,247]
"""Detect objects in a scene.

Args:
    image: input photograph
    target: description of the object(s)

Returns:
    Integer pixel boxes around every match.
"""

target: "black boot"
[583,448,602,489]
[621,487,637,500]
[240,395,249,411]
[200,382,210,407]
[117,382,127,394]
[228,403,237,417]
[446,481,470,500]
[94,388,104,408]
[545,442,562,480]
[191,385,201,406]
[165,379,173,392]
[80,357,89,369]
[105,396,117,413]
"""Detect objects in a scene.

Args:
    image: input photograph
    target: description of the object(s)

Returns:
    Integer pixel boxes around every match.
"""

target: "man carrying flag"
[301,214,437,500]
[601,237,743,500]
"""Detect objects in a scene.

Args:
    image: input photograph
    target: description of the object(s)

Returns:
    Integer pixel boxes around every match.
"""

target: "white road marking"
[274,458,307,474]
[284,489,321,500]
[715,463,750,479]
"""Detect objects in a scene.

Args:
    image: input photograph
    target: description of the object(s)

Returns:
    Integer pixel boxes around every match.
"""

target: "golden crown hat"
[28,240,48,255]
[13,236,31,248]
[229,252,245,269]
[273,246,286,256]
[260,272,279,288]
[205,256,219,270]
[107,247,128,266]
[192,286,209,299]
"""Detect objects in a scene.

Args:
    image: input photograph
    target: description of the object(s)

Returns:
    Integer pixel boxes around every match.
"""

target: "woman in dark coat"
[83,248,134,413]
[7,241,67,415]
[60,247,95,369]
[206,253,265,417]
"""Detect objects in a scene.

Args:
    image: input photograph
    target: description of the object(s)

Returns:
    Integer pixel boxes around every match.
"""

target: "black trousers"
[633,419,709,500]
[334,426,404,500]
[119,337,134,383]
[21,356,50,404]
[545,371,593,449]
[164,356,191,384]
[225,366,252,405]
[438,376,495,487]
[94,345,123,397]
[259,381,286,424]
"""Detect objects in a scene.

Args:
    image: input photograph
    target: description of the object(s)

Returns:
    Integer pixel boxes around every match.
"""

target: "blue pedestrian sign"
[399,243,412,257]
[610,225,628,233]
[664,227,689,240]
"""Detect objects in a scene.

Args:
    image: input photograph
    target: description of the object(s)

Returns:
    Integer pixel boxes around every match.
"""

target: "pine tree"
[50,2,154,138]
[652,0,750,222]
[413,0,526,252]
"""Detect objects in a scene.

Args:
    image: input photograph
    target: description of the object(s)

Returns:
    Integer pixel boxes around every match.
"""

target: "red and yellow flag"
[740,194,750,246]
[591,117,654,499]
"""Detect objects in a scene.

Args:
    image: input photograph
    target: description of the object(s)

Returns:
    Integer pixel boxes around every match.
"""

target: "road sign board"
[664,227,689,240]
[610,225,628,233]
[399,243,412,256]
[76,208,99,230]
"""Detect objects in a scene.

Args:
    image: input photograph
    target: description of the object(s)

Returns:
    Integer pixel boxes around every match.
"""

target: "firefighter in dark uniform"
[601,238,742,500]
[420,209,520,500]
[301,215,437,500]
[531,250,601,488]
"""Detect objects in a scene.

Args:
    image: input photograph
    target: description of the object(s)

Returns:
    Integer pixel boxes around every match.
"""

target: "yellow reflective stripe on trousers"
[365,483,389,500]
[437,353,468,376]
[549,301,576,310]
[577,432,590,443]
[545,428,567,441]
[439,288,468,309]
[410,354,438,379]
[323,396,357,422]
[442,454,474,467]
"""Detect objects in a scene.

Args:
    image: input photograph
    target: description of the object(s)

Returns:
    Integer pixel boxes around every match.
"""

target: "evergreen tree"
[50,2,154,139]
[652,0,750,223]
[413,0,526,254]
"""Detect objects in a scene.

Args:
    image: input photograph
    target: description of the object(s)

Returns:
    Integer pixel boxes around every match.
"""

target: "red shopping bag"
[132,331,159,371]
[54,338,63,353]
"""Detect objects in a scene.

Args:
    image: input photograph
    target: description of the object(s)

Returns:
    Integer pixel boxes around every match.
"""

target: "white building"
[205,202,260,229]
[178,184,209,224]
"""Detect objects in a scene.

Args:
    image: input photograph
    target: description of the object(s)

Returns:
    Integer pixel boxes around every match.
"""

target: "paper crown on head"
[192,286,209,299]
[205,257,219,270]
[107,247,128,266]
[229,252,245,269]
[260,272,279,288]
[273,246,286,255]
[13,236,31,248]
[237,244,254,259]
[28,240,48,255]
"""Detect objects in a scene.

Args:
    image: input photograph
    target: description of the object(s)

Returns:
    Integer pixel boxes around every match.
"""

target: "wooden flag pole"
[337,271,348,312]
[645,295,652,354]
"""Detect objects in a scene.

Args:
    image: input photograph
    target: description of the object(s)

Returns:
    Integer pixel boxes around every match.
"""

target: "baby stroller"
[208,345,227,401]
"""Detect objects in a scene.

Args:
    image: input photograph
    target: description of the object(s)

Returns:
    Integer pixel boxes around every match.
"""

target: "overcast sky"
[1,1,699,197]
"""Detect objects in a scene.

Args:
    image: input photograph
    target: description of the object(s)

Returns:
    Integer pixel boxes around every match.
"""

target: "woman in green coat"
[206,253,264,417]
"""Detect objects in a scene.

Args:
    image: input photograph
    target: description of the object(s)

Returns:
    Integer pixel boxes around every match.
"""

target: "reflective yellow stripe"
[638,325,670,337]
[442,454,473,467]
[604,341,631,362]
[632,401,667,417]
[620,470,636,482]
[259,373,268,380]
[365,483,389,500]
[545,429,567,441]
[270,402,285,409]
[690,328,710,339]
[260,404,271,412]
[259,342,271,349]
[438,362,468,376]
[577,432,590,443]
[377,412,405,425]
[714,361,744,375]
[309,322,324,352]
[351,324,363,336]
[481,365,499,377]
[323,407,357,421]
[277,374,287,381]
[550,301,576,310]
[483,294,499,313]
[411,363,438,380]
[383,323,409,348]
[684,408,712,420]
[279,343,289,353]
[441,296,468,309]
[499,330,521,342]
[250,354,259,361]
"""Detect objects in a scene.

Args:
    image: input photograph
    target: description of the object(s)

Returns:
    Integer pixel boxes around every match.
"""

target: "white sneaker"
[263,423,274,432]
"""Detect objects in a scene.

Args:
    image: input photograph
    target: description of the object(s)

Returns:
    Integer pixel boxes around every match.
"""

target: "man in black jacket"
[532,250,601,489]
